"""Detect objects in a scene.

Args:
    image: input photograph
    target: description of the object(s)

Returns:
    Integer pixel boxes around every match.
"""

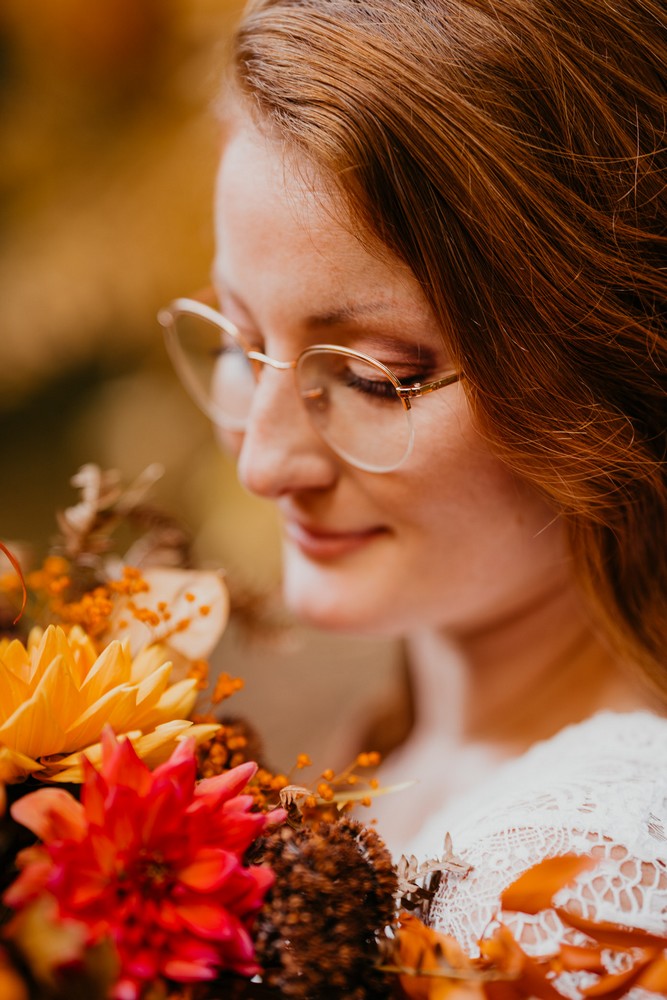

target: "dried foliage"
[397,833,473,921]
[251,818,397,999]
[53,463,193,579]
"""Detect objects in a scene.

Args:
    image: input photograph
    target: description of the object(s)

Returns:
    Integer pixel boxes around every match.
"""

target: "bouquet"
[0,465,665,1000]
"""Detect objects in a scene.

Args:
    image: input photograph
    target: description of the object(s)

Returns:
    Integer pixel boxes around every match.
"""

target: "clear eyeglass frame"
[158,291,463,474]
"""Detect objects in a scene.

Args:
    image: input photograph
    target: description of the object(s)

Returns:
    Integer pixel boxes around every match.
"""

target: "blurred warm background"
[0,0,399,773]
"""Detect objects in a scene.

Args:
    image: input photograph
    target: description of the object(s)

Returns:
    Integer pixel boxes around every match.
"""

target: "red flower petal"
[123,949,161,980]
[153,739,197,793]
[194,761,258,804]
[178,848,237,892]
[104,788,143,852]
[11,788,86,843]
[111,977,142,1000]
[217,920,260,974]
[3,851,53,908]
[174,898,235,938]
[161,958,218,982]
[136,779,186,843]
[216,864,275,915]
[81,759,108,826]
[86,829,118,874]
[190,809,269,854]
[101,729,151,795]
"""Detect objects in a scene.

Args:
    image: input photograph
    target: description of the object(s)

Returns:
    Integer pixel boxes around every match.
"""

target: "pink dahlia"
[5,730,284,999]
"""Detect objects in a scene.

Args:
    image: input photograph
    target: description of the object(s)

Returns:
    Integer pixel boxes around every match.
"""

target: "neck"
[406,583,651,754]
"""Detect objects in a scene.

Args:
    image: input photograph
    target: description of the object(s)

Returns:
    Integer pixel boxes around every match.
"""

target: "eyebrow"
[304,300,399,327]
[214,280,441,362]
[217,281,399,328]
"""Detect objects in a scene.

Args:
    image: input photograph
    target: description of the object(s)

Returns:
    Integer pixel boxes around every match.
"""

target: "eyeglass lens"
[165,307,414,472]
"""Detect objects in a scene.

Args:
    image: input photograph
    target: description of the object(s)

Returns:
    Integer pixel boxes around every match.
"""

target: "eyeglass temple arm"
[396,371,464,400]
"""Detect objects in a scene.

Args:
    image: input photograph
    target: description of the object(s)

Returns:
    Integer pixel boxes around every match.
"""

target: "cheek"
[386,413,565,579]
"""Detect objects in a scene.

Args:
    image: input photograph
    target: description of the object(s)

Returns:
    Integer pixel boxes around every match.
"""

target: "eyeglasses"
[158,292,463,473]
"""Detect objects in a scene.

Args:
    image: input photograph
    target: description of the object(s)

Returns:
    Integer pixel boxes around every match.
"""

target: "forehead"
[212,119,436,329]
[215,119,359,256]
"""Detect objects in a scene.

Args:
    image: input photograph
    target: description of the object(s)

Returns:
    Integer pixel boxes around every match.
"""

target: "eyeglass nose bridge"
[245,345,411,413]
[246,349,296,373]
[245,349,328,412]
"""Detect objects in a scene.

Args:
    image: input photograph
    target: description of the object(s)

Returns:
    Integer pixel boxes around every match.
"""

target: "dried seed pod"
[253,817,397,999]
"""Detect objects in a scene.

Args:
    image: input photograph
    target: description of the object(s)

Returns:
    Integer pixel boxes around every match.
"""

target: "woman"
[159,0,667,968]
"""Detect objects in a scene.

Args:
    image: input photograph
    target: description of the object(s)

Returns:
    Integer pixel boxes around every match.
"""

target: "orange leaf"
[555,908,667,950]
[397,913,471,971]
[484,984,524,1000]
[581,948,657,998]
[480,925,525,979]
[557,943,605,973]
[395,913,474,1000]
[481,925,563,1000]
[636,949,667,993]
[516,959,567,999]
[501,855,597,914]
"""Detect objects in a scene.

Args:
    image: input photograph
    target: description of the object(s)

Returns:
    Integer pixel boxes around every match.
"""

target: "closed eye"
[342,367,401,401]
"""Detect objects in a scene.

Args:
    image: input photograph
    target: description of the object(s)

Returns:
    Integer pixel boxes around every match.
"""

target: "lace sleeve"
[410,711,667,999]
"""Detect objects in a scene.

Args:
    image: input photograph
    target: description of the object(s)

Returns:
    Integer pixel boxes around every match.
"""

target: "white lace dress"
[409,711,667,999]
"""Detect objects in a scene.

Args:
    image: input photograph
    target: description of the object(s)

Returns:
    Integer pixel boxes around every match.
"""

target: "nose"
[234,365,339,499]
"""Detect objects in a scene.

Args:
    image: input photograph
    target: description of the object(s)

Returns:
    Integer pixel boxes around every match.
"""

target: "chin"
[280,557,402,637]
[282,579,367,634]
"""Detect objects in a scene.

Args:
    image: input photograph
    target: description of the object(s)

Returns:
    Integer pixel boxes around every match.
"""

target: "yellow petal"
[42,729,143,781]
[64,684,138,750]
[0,683,69,761]
[63,625,99,684]
[131,678,198,730]
[134,721,220,770]
[30,626,73,687]
[43,721,220,781]
[184,722,223,745]
[26,626,45,654]
[36,651,86,731]
[0,638,32,685]
[0,745,43,782]
[0,658,30,725]
[79,641,130,701]
[129,643,172,683]
[134,661,173,708]
[130,720,194,754]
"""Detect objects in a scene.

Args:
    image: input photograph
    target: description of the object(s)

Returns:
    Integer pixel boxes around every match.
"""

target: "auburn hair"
[229,0,667,692]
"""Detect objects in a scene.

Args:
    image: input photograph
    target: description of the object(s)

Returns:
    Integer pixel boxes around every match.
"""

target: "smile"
[283,521,387,559]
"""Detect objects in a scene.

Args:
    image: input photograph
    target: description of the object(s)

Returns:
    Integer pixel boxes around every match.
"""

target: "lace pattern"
[409,712,667,999]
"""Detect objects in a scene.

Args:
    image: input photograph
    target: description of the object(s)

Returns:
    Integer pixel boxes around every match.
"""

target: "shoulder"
[522,708,667,768]
[494,709,667,840]
[412,711,667,954]
[414,710,667,853]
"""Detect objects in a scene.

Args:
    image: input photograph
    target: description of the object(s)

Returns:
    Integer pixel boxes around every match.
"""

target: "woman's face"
[213,117,571,638]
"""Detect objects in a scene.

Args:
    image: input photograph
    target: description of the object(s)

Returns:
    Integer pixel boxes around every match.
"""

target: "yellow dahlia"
[0,625,219,783]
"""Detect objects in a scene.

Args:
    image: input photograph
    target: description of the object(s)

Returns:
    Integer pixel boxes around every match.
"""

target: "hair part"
[230,0,667,692]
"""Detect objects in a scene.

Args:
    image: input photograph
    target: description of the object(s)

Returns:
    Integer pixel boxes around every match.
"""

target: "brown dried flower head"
[252,817,397,999]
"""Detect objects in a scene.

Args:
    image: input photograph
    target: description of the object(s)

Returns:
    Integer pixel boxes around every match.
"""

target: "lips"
[283,519,387,559]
